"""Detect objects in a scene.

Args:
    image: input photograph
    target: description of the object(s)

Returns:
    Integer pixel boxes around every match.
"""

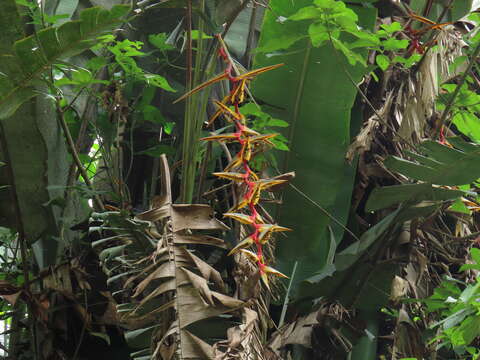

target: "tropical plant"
[0,0,480,359]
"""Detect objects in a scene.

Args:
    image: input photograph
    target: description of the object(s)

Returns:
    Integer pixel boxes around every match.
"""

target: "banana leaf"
[0,4,130,119]
[252,0,377,296]
[384,138,480,186]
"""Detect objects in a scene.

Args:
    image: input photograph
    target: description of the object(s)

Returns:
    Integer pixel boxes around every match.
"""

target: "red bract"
[175,35,291,287]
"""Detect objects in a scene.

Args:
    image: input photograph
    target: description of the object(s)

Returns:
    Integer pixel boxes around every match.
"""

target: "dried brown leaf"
[171,204,229,232]
[181,330,215,360]
[132,262,175,298]
[180,248,225,290]
[269,311,318,354]
[174,233,226,249]
[177,285,243,329]
[181,268,215,305]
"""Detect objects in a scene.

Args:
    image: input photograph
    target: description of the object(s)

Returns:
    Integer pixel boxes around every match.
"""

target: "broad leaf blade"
[252,0,377,295]
[0,5,130,119]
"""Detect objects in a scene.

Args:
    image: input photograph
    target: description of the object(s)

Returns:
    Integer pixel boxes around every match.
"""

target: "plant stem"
[180,0,210,203]
[437,41,480,133]
[180,0,194,203]
[56,104,104,210]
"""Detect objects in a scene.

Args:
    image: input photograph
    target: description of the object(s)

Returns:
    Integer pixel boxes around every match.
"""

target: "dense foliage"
[0,0,480,359]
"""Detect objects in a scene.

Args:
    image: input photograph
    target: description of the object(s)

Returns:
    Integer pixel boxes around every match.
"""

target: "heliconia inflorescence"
[175,35,292,287]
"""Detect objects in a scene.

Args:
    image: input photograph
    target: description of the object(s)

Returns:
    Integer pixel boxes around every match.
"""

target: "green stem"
[180,0,208,203]
[437,41,480,135]
[56,104,104,210]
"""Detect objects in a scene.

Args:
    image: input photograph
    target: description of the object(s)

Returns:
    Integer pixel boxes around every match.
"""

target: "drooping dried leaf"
[177,285,243,329]
[174,233,226,248]
[171,204,229,232]
[95,155,244,359]
[180,248,225,290]
[268,311,319,354]
[181,268,215,305]
[181,330,215,359]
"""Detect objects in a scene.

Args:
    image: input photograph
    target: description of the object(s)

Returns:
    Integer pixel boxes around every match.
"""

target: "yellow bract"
[173,64,284,105]
[223,212,260,225]
[188,56,289,286]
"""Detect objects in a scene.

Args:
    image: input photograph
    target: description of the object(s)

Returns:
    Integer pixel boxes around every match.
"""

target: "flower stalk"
[175,34,292,287]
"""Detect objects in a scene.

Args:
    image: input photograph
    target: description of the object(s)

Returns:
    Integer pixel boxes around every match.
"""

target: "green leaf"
[336,208,401,270]
[142,105,165,124]
[375,54,389,71]
[255,32,306,53]
[85,56,107,71]
[265,118,289,127]
[449,55,467,73]
[469,248,480,265]
[452,111,480,143]
[381,38,409,51]
[449,198,471,215]
[55,67,108,87]
[380,22,402,33]
[459,280,480,303]
[450,0,473,22]
[0,4,131,119]
[164,122,174,135]
[308,22,329,47]
[270,137,289,151]
[0,0,88,262]
[53,0,79,25]
[404,53,421,68]
[384,138,480,186]
[289,6,321,21]
[450,316,480,347]
[148,33,175,51]
[115,54,142,75]
[253,0,377,298]
[189,30,213,40]
[348,30,380,48]
[15,0,36,9]
[136,144,175,157]
[366,183,464,212]
[224,5,257,58]
[143,74,176,92]
[109,39,145,57]
[44,14,70,25]
[142,105,175,134]
[331,37,366,66]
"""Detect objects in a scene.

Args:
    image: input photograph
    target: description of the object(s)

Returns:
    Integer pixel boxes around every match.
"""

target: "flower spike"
[198,35,291,285]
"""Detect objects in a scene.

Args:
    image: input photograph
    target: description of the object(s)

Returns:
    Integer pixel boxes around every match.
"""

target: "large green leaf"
[296,202,440,312]
[384,138,480,186]
[0,0,91,267]
[0,1,51,265]
[252,0,377,295]
[365,183,465,212]
[0,4,130,119]
[44,0,80,24]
